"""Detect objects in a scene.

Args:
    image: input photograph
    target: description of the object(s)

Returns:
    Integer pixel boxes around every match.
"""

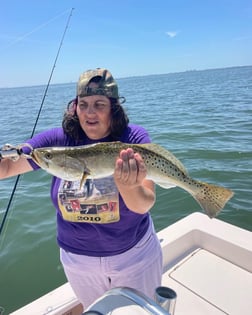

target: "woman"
[0,68,162,310]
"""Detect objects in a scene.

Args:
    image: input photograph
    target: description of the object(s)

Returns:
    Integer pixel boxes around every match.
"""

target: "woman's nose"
[86,104,96,114]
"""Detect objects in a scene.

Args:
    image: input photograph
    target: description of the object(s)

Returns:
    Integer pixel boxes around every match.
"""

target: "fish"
[30,141,234,218]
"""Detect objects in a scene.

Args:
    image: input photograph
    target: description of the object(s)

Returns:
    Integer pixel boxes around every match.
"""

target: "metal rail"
[84,287,169,315]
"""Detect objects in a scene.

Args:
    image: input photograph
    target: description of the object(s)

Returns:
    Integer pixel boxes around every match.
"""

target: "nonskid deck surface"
[162,248,252,314]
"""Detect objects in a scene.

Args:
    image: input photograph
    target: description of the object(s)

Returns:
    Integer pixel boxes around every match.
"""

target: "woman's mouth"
[86,120,98,125]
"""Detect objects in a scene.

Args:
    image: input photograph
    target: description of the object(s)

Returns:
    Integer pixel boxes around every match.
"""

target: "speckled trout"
[30,142,234,218]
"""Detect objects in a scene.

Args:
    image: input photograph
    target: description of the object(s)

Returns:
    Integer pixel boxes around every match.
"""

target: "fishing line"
[0,8,72,53]
[0,7,74,238]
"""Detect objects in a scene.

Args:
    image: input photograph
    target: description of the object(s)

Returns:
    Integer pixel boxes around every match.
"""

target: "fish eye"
[44,152,53,160]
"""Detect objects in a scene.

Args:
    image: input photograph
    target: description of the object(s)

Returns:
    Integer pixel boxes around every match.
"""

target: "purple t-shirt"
[26,124,153,256]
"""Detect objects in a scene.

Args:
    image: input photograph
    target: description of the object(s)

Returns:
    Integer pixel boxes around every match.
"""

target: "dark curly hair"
[62,96,129,141]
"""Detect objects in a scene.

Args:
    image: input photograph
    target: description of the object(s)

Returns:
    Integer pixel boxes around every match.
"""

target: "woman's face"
[76,89,112,140]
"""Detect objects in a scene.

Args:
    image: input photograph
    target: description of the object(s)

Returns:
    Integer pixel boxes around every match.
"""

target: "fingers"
[114,148,135,183]
[114,148,147,186]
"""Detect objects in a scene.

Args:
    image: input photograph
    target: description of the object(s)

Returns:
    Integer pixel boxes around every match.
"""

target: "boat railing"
[83,286,176,315]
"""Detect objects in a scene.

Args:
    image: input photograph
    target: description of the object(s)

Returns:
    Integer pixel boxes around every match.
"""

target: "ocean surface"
[0,66,251,314]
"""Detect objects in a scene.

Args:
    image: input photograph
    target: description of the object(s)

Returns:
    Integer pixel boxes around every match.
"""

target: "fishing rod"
[0,7,74,237]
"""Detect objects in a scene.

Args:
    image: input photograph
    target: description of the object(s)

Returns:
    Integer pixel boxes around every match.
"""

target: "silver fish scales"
[30,141,234,218]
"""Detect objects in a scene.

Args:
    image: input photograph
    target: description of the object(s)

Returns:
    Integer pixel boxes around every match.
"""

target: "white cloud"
[166,31,179,38]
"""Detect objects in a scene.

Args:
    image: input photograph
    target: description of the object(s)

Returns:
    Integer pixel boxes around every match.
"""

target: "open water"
[0,66,251,314]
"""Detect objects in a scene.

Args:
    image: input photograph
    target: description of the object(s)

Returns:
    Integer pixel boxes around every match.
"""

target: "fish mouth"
[31,151,40,165]
[31,151,48,168]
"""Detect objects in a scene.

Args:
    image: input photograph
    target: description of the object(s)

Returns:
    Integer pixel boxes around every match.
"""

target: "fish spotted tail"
[192,182,234,218]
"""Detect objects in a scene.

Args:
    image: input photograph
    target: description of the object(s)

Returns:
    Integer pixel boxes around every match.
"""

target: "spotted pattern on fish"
[31,141,234,218]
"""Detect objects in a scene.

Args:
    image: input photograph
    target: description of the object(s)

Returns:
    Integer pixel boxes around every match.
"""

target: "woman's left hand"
[114,148,147,188]
[113,148,155,214]
[114,148,155,213]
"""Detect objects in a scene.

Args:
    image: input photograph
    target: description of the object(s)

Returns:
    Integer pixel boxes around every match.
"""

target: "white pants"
[60,221,163,309]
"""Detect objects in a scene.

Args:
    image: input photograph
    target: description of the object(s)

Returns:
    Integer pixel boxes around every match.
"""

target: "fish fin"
[79,169,91,189]
[154,180,176,189]
[140,143,188,175]
[192,181,234,218]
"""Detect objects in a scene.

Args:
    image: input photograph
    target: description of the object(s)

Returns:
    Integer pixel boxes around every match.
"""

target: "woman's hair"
[62,75,129,140]
[62,97,129,141]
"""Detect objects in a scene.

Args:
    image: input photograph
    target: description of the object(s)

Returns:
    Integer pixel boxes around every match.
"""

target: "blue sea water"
[0,66,251,313]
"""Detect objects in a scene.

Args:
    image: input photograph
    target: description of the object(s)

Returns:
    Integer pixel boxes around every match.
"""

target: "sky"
[0,0,251,87]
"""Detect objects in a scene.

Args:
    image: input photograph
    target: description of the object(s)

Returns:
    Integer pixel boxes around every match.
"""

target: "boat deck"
[159,213,252,315]
[162,248,252,314]
[11,213,252,315]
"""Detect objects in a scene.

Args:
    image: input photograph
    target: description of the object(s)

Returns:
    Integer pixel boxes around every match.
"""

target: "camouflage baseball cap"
[77,68,119,99]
